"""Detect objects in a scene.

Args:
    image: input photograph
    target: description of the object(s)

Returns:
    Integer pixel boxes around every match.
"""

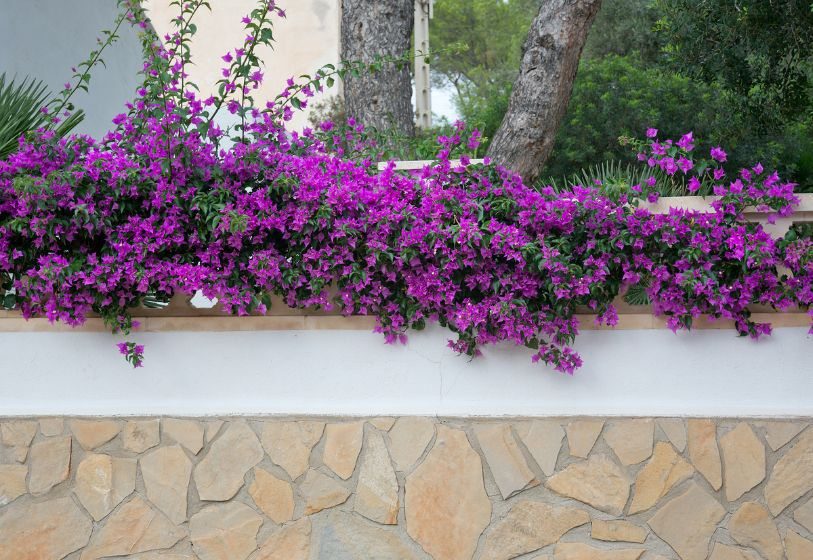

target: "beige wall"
[143,0,341,130]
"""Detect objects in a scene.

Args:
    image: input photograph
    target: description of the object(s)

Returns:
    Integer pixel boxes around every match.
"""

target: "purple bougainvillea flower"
[710,146,727,162]
[677,156,694,174]
[677,131,694,151]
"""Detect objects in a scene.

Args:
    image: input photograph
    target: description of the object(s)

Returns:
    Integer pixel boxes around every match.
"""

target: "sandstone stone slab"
[0,496,92,560]
[516,419,564,476]
[249,467,294,524]
[71,419,121,450]
[629,441,694,514]
[195,421,263,501]
[254,518,311,560]
[261,421,324,480]
[604,419,654,465]
[163,418,205,454]
[75,453,136,521]
[754,421,807,451]
[546,454,630,515]
[205,420,224,442]
[566,419,604,458]
[647,482,725,560]
[658,419,687,452]
[300,469,351,515]
[591,519,647,543]
[720,423,765,501]
[405,425,491,560]
[728,502,782,560]
[141,445,192,524]
[39,418,64,437]
[119,553,195,560]
[354,429,399,524]
[793,497,813,532]
[314,511,421,560]
[687,419,722,491]
[322,421,364,480]
[708,543,761,560]
[553,543,644,560]
[786,529,813,560]
[1,421,37,462]
[28,435,71,495]
[1,420,36,448]
[123,419,160,453]
[765,428,813,515]
[387,417,434,472]
[368,417,396,431]
[474,423,539,499]
[81,497,185,560]
[481,501,589,560]
[8,446,27,463]
[0,464,26,506]
[190,502,262,560]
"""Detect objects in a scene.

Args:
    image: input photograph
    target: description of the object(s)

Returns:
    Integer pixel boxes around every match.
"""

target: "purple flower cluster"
[1,117,809,372]
[0,2,810,372]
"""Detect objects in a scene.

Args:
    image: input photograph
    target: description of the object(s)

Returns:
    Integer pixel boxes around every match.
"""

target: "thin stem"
[179,0,207,102]
[50,11,127,124]
[151,47,175,183]
[210,3,272,136]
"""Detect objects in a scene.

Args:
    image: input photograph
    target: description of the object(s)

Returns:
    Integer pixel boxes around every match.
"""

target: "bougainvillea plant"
[1,1,811,372]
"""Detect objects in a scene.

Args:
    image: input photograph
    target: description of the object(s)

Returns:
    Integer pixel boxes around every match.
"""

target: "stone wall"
[0,416,812,559]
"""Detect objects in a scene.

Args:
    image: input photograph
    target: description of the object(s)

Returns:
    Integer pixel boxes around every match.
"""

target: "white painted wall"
[1,326,810,417]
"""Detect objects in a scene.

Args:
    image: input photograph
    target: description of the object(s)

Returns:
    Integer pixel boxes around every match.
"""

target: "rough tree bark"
[341,0,415,137]
[487,0,603,184]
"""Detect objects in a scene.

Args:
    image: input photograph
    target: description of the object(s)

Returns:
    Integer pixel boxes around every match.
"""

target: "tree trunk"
[341,0,415,137]
[487,0,602,184]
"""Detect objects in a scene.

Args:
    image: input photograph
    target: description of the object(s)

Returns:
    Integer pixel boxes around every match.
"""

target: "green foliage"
[543,55,735,178]
[308,93,484,162]
[430,0,539,92]
[430,0,539,150]
[428,0,813,191]
[0,74,84,159]
[455,81,512,150]
[654,0,813,131]
[544,53,813,191]
[582,0,662,62]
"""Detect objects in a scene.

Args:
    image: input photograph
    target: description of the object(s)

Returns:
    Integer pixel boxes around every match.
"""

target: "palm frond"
[0,73,85,159]
[538,159,692,197]
[623,283,651,306]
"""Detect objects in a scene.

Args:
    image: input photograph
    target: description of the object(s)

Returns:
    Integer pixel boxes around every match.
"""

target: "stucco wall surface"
[0,326,810,417]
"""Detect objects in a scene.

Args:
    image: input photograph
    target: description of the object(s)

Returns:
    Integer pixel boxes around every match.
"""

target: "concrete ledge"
[0,312,808,332]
